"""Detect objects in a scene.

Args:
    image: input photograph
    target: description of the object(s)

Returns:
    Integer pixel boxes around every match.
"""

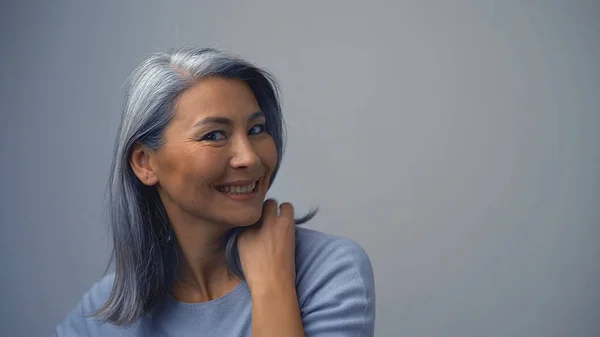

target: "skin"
[129,76,305,336]
[239,199,305,337]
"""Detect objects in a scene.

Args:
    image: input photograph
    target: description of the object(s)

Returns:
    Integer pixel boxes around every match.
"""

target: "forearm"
[250,281,305,337]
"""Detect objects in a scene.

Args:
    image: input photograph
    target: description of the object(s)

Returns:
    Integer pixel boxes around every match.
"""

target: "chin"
[237,213,263,227]
[222,208,263,228]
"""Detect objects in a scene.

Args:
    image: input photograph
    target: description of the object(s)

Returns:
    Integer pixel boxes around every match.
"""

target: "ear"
[129,143,159,186]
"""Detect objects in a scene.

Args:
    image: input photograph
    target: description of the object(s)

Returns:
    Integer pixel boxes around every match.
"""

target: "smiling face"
[134,76,278,229]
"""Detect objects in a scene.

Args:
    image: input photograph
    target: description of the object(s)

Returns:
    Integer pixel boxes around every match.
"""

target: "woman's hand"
[238,199,305,337]
[237,199,296,292]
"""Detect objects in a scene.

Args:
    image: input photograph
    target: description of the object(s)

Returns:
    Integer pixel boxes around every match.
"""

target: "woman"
[55,46,375,336]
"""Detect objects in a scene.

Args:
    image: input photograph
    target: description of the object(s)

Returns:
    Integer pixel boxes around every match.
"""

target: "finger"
[262,199,278,220]
[279,202,295,220]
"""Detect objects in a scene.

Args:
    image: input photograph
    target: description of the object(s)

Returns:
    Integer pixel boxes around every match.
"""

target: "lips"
[215,179,259,195]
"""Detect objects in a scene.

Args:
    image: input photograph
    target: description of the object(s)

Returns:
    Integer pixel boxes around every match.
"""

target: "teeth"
[219,182,256,194]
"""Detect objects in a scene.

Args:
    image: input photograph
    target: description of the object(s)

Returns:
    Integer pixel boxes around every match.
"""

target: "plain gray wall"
[1,1,599,336]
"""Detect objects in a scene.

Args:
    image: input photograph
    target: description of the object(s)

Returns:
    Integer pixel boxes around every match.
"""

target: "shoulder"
[295,226,374,275]
[295,227,374,279]
[54,273,117,336]
[82,273,116,312]
[294,227,376,336]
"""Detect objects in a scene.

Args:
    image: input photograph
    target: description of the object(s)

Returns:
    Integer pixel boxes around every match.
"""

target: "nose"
[229,134,260,169]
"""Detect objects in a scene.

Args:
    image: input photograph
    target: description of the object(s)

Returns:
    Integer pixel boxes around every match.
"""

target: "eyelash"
[201,123,267,141]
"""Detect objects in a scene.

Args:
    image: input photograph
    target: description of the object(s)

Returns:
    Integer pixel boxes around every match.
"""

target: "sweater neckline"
[164,280,249,311]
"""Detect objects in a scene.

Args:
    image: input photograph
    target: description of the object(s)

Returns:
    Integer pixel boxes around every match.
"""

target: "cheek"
[187,152,229,189]
[159,148,224,190]
[258,138,278,172]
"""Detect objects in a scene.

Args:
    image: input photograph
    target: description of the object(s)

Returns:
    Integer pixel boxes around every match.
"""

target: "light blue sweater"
[55,227,376,336]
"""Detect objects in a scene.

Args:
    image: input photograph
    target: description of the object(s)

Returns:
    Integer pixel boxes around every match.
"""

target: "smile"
[215,180,259,195]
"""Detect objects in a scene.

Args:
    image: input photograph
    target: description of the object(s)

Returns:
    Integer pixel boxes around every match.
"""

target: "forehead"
[173,76,260,122]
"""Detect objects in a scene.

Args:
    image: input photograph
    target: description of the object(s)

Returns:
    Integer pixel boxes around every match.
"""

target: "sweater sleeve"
[296,235,376,337]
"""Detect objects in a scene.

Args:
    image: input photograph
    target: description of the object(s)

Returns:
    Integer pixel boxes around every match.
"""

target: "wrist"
[248,276,297,298]
[249,277,304,337]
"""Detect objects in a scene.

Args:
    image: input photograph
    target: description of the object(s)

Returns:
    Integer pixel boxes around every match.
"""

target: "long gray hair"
[95,47,316,325]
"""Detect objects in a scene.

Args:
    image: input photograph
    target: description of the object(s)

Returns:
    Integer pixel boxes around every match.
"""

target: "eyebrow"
[193,111,265,128]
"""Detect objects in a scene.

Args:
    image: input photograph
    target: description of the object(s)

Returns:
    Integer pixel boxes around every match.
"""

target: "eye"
[201,130,226,141]
[248,124,266,135]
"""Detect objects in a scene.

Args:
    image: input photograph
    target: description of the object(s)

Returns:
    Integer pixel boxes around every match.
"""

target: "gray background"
[1,1,599,336]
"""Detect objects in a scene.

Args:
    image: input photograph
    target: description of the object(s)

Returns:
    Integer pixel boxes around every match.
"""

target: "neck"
[157,189,242,302]
[170,219,241,302]
[174,221,228,279]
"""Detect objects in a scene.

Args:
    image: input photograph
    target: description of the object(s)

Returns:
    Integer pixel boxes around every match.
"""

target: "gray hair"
[94,46,317,325]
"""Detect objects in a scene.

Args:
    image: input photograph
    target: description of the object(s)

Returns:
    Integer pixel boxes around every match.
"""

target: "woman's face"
[147,76,277,228]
